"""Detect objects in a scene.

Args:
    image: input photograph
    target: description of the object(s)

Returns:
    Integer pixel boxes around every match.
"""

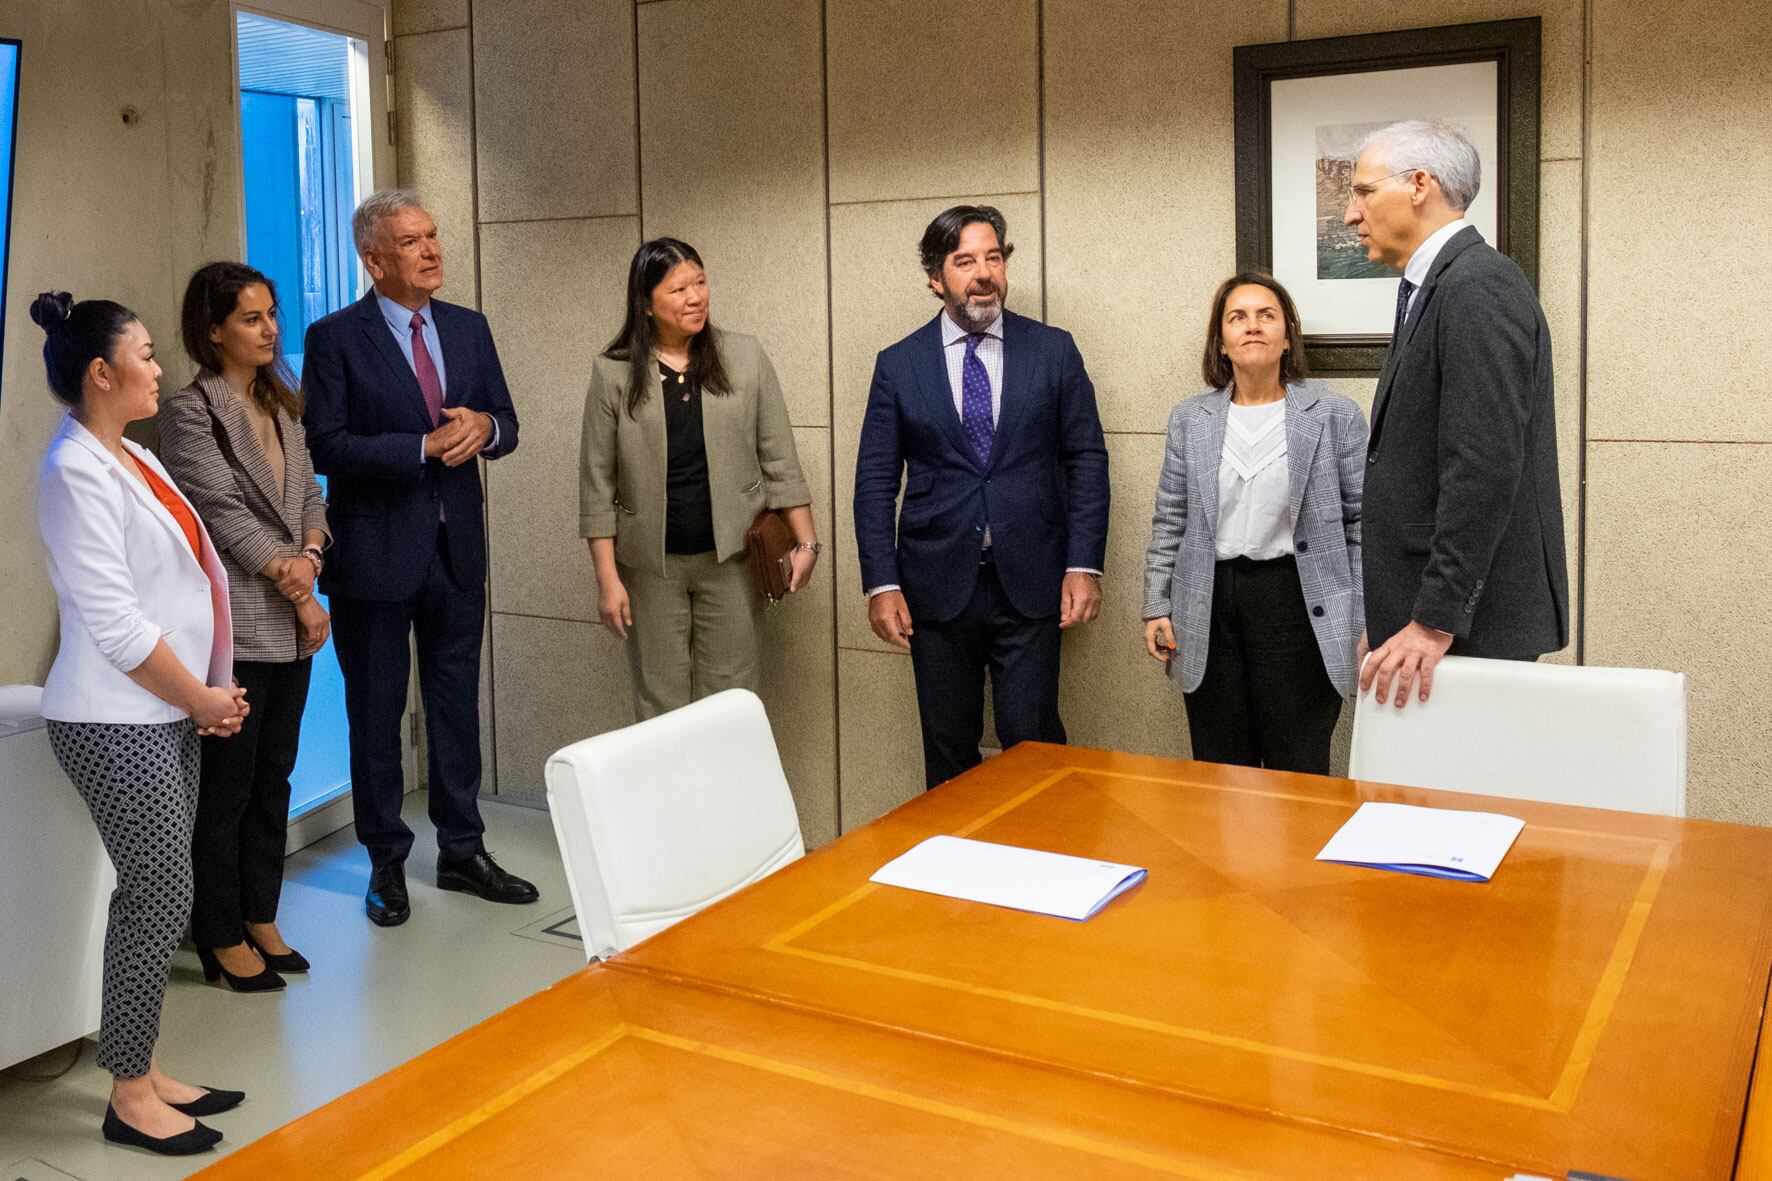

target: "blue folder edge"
[1322,860,1490,883]
[1073,868,1149,920]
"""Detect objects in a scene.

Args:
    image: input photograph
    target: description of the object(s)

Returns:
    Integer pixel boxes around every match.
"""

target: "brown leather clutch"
[745,508,795,604]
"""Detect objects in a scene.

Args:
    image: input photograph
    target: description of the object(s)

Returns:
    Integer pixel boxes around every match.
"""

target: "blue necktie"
[960,333,994,466]
[1392,277,1417,342]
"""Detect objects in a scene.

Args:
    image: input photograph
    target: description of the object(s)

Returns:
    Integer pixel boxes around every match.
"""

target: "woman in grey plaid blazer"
[1141,273,1365,774]
[157,263,330,990]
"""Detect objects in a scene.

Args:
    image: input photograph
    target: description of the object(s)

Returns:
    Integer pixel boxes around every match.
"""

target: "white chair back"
[1349,656,1686,816]
[545,689,805,960]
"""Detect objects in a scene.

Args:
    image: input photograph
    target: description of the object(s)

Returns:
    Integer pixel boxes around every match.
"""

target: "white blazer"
[38,415,233,724]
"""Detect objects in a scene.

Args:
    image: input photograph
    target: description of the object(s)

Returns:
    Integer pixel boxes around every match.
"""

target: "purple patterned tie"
[411,311,447,520]
[410,311,444,426]
[960,333,994,466]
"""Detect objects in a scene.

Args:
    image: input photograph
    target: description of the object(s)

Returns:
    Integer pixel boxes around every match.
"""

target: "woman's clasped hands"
[194,682,250,737]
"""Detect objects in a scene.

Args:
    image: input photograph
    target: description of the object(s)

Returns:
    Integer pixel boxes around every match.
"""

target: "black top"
[660,361,716,555]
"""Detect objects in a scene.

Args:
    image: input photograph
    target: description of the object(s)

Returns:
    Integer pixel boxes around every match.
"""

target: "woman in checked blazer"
[157,262,330,991]
[1141,272,1366,775]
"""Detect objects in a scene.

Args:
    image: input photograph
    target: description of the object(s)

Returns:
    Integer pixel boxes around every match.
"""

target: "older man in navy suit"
[854,205,1110,789]
[303,188,536,926]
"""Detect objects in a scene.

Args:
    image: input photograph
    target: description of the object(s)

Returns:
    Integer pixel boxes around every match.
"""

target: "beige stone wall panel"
[636,0,829,429]
[1583,442,1772,823]
[393,0,468,36]
[837,648,925,828]
[394,27,479,307]
[1042,0,1288,435]
[474,0,638,222]
[825,0,1040,204]
[1057,434,1196,761]
[757,426,840,847]
[491,614,636,805]
[480,216,641,622]
[1587,0,1772,442]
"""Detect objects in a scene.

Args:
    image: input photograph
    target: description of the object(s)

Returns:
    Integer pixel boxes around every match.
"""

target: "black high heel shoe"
[170,1086,245,1116]
[102,1105,223,1155]
[244,929,310,974]
[195,946,286,993]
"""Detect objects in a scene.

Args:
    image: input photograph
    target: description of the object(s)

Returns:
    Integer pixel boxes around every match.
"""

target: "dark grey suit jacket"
[1363,225,1568,658]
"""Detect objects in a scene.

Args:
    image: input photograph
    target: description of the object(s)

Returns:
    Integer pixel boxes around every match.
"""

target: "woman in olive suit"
[580,238,817,719]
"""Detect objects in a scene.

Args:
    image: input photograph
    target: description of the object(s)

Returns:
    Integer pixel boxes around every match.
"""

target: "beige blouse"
[237,389,286,491]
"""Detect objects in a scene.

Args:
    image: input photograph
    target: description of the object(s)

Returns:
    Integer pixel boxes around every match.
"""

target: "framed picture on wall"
[1233,19,1540,374]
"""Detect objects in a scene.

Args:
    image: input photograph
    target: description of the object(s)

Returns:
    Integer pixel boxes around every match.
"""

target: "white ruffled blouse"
[1215,398,1293,561]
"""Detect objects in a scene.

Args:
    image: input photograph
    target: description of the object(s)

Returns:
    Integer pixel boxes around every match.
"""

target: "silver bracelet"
[793,541,822,554]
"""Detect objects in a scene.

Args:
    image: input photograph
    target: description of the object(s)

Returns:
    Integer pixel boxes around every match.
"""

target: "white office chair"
[545,688,805,961]
[1349,655,1686,816]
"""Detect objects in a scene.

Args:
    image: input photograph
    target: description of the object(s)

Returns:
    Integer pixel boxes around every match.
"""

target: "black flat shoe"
[102,1105,222,1156]
[367,861,410,927]
[170,1086,245,1116]
[195,946,286,993]
[437,851,539,905]
[244,930,310,974]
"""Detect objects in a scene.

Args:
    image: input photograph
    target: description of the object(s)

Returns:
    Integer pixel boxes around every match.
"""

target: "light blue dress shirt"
[375,290,499,459]
[376,290,448,396]
[865,308,1100,596]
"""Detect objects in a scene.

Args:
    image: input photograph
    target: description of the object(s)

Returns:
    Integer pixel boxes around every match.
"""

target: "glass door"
[232,1,387,826]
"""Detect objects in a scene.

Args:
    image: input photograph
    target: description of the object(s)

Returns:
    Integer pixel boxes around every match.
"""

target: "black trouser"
[908,557,1065,789]
[1183,555,1342,775]
[329,534,487,868]
[190,657,312,949]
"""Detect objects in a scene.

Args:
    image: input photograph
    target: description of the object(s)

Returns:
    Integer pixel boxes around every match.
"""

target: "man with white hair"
[303,189,538,925]
[1343,120,1568,708]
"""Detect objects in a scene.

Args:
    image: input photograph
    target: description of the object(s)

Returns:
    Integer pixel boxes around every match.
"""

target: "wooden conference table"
[199,744,1772,1179]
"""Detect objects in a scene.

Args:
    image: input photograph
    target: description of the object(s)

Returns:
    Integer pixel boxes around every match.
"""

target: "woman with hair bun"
[32,290,248,1155]
[158,261,329,992]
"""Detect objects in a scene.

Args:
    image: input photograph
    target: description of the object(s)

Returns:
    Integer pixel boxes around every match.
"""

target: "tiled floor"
[0,793,585,1181]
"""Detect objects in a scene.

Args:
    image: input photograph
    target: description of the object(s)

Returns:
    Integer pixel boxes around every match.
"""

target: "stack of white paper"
[869,835,1147,921]
[1315,801,1525,882]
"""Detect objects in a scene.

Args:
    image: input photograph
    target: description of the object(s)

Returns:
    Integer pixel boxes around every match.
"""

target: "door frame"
[226,0,419,845]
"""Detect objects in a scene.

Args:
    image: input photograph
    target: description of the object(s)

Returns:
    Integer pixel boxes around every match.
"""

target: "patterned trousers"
[46,719,200,1079]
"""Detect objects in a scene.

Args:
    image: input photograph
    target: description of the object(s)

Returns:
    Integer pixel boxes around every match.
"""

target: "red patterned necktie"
[410,311,444,426]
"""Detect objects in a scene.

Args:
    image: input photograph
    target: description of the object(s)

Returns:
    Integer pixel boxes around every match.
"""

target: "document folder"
[870,835,1147,921]
[1315,801,1525,883]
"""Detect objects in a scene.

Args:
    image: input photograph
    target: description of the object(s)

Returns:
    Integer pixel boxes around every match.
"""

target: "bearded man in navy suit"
[853,206,1110,789]
[303,188,537,926]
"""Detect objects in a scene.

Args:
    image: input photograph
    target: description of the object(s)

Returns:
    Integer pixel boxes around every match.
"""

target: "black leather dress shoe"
[366,862,410,927]
[437,851,539,905]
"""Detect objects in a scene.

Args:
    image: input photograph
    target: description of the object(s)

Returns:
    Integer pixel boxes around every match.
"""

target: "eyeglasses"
[1347,170,1418,206]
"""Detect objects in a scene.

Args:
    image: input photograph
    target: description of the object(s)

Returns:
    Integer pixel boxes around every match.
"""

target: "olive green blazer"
[579,329,811,576]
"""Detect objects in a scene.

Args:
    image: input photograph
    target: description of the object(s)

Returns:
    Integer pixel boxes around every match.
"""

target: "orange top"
[135,457,202,561]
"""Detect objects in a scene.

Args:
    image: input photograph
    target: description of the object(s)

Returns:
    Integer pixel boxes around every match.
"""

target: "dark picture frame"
[1233,19,1540,375]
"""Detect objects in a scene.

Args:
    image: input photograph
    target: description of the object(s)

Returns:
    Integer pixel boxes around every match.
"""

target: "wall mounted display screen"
[0,40,18,383]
